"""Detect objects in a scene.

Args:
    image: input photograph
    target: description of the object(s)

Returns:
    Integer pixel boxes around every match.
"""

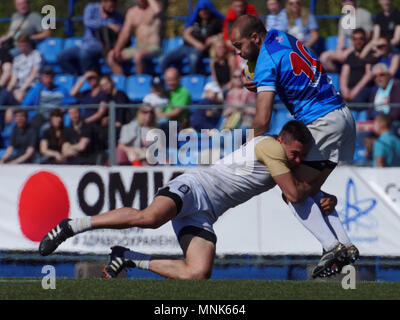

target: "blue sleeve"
[84,3,102,30]
[308,14,318,31]
[253,45,277,93]
[22,85,40,106]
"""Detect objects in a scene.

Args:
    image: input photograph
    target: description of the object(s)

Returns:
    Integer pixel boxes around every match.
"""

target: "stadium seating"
[126,74,152,102]
[325,35,338,51]
[63,37,83,50]
[111,74,127,92]
[37,38,64,64]
[54,74,75,92]
[180,74,206,102]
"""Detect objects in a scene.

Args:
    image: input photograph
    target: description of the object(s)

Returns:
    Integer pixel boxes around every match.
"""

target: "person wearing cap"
[142,76,168,108]
[320,0,373,73]
[18,65,75,133]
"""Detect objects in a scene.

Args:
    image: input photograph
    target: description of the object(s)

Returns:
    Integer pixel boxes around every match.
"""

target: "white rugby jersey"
[192,135,287,218]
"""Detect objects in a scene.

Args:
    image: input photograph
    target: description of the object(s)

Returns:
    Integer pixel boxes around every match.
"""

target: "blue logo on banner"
[338,178,378,243]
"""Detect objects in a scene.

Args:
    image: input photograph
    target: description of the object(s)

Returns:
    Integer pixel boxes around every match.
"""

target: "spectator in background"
[159,0,224,74]
[373,0,400,49]
[190,81,223,132]
[282,0,319,50]
[223,68,256,129]
[0,52,12,88]
[265,0,287,31]
[156,68,191,131]
[143,75,169,109]
[320,0,373,73]
[223,0,258,44]
[99,74,131,128]
[340,29,376,103]
[18,66,75,133]
[107,0,162,75]
[0,0,51,57]
[360,37,400,78]
[373,113,400,167]
[70,69,110,125]
[116,104,156,166]
[368,63,400,121]
[210,39,236,92]
[62,108,98,165]
[0,34,41,113]
[0,109,37,164]
[39,108,67,164]
[58,0,123,75]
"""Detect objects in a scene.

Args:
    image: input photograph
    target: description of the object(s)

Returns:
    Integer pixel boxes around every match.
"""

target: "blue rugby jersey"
[253,29,345,124]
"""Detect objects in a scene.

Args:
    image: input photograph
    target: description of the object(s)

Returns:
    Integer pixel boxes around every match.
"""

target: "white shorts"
[155,174,217,244]
[304,106,356,163]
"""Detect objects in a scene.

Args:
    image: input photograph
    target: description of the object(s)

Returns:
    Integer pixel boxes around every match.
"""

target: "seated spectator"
[116,104,156,166]
[210,39,236,91]
[190,81,223,132]
[360,37,400,78]
[107,0,162,75]
[99,74,131,127]
[339,29,376,103]
[0,52,12,88]
[223,68,256,129]
[1,34,41,104]
[156,67,191,131]
[58,0,123,75]
[70,69,110,125]
[320,0,373,73]
[282,0,319,50]
[62,108,98,165]
[373,0,400,49]
[265,0,287,31]
[223,0,258,44]
[0,0,51,58]
[143,75,169,108]
[39,108,67,164]
[368,63,400,121]
[0,109,37,164]
[17,65,75,132]
[372,113,400,167]
[159,0,224,74]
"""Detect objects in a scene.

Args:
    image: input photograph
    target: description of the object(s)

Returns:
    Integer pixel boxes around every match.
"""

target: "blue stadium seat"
[54,74,75,92]
[111,74,127,92]
[180,74,206,102]
[126,74,152,102]
[358,110,368,122]
[325,35,338,51]
[63,37,83,49]
[37,38,64,64]
[162,37,183,52]
[327,73,340,92]
[202,57,211,75]
[100,58,111,74]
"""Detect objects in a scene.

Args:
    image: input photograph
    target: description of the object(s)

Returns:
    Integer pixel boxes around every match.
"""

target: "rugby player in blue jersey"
[230,14,359,277]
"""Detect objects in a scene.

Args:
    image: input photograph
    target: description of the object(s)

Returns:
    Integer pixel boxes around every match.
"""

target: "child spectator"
[39,108,67,164]
[373,113,400,167]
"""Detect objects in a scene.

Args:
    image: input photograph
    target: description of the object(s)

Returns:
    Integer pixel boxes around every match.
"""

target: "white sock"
[68,217,92,234]
[124,250,151,270]
[288,197,339,251]
[313,192,353,247]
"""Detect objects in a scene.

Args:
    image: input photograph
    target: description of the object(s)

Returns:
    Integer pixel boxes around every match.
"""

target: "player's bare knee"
[182,267,211,280]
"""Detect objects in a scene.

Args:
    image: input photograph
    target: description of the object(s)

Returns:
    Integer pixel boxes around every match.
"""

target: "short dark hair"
[16,33,31,44]
[279,120,312,146]
[375,113,393,129]
[352,28,366,37]
[232,14,267,39]
[50,108,63,118]
[13,109,28,117]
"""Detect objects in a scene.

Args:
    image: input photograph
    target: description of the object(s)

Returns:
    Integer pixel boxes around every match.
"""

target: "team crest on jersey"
[275,35,283,43]
[178,184,190,194]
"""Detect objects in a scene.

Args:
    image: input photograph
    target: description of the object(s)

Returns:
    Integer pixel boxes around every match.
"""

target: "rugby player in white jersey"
[39,120,340,279]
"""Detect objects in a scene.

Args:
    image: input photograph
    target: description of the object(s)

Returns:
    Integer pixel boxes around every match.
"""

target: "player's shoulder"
[263,29,294,57]
[254,135,285,160]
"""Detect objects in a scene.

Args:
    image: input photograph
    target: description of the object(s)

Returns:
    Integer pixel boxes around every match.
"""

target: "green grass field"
[0,278,399,300]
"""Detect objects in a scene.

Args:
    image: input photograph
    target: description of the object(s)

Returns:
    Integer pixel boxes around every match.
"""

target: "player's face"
[280,138,308,168]
[231,29,260,62]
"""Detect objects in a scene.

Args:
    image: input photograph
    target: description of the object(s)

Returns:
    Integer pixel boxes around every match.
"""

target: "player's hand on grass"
[319,194,337,216]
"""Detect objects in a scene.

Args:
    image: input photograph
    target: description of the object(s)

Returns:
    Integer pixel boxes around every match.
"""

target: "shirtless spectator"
[107,0,162,75]
[0,0,51,57]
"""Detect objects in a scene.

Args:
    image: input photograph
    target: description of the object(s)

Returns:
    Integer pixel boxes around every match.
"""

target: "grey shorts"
[155,174,217,244]
[304,106,356,163]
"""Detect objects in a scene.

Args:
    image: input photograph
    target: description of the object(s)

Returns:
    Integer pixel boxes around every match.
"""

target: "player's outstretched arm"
[252,91,275,137]
[273,172,315,203]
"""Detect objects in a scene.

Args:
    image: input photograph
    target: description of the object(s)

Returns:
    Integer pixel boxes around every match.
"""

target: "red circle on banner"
[18,171,69,242]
